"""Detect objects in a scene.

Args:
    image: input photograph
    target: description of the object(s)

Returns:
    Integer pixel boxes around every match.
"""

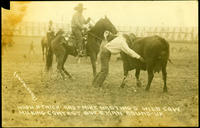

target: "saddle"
[66,31,88,51]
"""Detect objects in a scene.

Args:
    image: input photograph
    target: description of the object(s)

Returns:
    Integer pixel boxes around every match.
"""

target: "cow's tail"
[168,59,173,64]
[154,38,170,73]
[156,37,170,60]
[160,38,174,65]
[46,46,53,71]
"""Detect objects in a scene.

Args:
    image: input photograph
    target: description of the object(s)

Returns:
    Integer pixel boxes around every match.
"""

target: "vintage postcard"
[1,0,198,127]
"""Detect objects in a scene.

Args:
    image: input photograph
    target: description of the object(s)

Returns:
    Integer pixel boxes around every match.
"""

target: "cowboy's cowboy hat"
[74,3,86,11]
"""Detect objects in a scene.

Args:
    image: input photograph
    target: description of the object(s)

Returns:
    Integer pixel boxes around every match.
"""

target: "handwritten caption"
[17,105,180,117]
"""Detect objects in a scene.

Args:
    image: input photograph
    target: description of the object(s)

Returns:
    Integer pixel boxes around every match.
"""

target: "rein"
[87,17,104,41]
[87,32,103,41]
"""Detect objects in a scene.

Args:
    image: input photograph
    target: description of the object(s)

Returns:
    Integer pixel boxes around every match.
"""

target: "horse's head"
[101,16,118,35]
[56,29,65,37]
[47,31,55,40]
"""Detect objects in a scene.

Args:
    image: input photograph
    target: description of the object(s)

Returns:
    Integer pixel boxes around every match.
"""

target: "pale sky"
[12,1,198,27]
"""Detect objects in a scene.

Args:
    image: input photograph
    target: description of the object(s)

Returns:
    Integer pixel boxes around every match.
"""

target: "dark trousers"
[92,47,111,87]
[72,27,83,53]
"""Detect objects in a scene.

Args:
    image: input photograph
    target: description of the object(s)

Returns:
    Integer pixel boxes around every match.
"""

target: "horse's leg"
[42,44,44,61]
[56,55,65,79]
[46,45,49,60]
[90,54,97,77]
[44,46,47,60]
[162,64,168,92]
[135,68,142,87]
[62,54,73,79]
[4,44,7,51]
[145,67,154,91]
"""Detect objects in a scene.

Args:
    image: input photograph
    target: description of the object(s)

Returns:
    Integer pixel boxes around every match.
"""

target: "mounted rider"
[47,20,55,48]
[71,3,91,57]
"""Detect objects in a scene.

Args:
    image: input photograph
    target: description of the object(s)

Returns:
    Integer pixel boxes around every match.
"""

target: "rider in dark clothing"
[47,20,55,48]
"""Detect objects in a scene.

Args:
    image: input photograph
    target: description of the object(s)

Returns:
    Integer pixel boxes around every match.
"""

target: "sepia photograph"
[1,0,199,127]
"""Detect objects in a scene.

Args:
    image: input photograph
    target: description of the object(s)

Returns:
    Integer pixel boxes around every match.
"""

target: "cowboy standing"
[71,3,91,56]
[92,32,145,87]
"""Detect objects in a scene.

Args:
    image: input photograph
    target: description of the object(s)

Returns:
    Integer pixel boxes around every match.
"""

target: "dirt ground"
[2,36,199,127]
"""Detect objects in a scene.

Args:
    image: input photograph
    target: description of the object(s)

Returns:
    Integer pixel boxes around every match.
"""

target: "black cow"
[120,34,170,92]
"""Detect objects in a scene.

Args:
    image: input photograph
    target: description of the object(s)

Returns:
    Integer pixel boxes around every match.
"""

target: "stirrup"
[78,52,84,57]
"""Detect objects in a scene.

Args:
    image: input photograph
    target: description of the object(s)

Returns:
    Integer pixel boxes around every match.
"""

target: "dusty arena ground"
[2,36,199,127]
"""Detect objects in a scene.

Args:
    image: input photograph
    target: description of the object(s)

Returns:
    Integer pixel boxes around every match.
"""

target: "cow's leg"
[120,70,128,88]
[135,69,142,87]
[162,64,167,92]
[145,68,154,91]
[120,61,129,88]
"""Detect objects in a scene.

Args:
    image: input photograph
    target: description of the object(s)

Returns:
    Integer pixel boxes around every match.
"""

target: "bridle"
[86,18,117,41]
[87,18,106,41]
[87,32,103,41]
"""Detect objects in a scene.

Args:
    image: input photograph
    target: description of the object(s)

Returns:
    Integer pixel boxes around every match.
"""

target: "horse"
[47,31,55,49]
[120,34,170,92]
[86,16,118,77]
[41,31,55,61]
[46,30,78,79]
[41,36,48,61]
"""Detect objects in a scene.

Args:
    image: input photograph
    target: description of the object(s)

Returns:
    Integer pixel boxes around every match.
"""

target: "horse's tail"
[168,58,174,64]
[46,45,53,71]
[41,38,44,49]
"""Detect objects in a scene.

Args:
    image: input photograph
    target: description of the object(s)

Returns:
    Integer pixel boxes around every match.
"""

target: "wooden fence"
[2,21,198,42]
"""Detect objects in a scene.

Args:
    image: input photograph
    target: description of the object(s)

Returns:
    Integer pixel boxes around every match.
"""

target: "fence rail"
[2,21,198,42]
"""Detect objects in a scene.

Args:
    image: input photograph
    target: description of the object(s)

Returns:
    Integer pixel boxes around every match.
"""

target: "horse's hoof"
[62,76,67,80]
[69,76,75,81]
[145,88,150,91]
[93,84,98,88]
[163,88,168,93]
[98,83,103,87]
[93,74,97,78]
[120,84,125,88]
[136,81,142,87]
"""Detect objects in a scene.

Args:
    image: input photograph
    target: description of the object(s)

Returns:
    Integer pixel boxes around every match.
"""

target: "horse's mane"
[55,30,64,37]
[89,18,104,33]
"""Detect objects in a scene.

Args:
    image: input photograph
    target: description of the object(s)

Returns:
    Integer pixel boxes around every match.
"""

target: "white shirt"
[104,34,141,59]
